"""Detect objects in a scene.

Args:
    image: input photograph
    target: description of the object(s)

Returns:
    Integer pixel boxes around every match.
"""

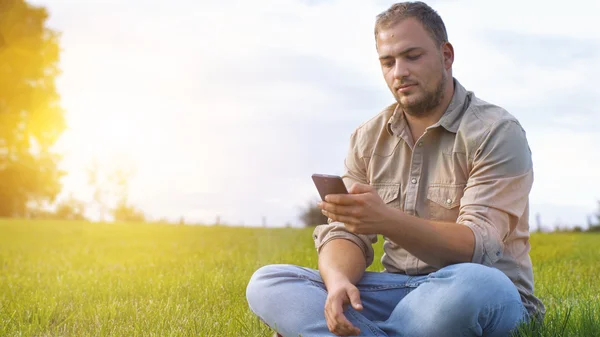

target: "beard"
[396,71,447,117]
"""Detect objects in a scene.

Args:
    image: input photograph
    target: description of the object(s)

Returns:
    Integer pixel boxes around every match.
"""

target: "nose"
[393,61,410,81]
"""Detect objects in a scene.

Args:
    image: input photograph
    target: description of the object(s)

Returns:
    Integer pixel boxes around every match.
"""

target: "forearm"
[381,208,475,268]
[318,239,366,288]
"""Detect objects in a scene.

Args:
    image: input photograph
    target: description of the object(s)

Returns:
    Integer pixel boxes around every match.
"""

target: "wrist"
[379,207,404,238]
[324,271,352,287]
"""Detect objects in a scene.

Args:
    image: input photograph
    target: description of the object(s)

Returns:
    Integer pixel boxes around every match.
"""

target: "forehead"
[376,18,437,55]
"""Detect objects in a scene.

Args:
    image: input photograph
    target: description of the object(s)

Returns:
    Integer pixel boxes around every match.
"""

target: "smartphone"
[312,174,349,201]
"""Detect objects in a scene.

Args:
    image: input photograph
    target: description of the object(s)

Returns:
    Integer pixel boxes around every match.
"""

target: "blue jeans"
[246,263,528,337]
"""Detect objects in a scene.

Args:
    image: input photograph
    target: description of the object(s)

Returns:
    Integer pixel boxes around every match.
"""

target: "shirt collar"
[386,78,470,136]
[386,104,403,136]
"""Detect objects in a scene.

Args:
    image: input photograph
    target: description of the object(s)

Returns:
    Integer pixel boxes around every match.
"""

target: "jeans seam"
[360,276,429,291]
[359,284,414,291]
[303,275,414,293]
[347,310,382,336]
[309,279,328,293]
[295,272,328,291]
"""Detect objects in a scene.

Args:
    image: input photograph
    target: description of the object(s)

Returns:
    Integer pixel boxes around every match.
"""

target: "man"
[246,2,545,336]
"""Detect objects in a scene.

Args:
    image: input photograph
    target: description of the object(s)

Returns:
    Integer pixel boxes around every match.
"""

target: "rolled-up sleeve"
[312,223,378,267]
[457,119,533,266]
[312,128,378,267]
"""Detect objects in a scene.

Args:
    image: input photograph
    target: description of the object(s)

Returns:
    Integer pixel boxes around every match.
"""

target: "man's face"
[376,18,450,116]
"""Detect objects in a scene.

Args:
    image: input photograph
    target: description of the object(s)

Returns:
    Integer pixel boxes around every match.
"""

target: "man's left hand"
[318,182,391,235]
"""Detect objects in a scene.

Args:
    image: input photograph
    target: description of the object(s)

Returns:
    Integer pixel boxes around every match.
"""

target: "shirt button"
[417,141,423,147]
[411,178,417,184]
[446,198,452,204]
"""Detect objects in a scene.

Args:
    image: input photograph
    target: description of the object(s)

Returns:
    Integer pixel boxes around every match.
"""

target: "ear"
[441,42,454,70]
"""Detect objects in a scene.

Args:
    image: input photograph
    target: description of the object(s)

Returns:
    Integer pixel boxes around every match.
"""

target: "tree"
[109,165,136,208]
[299,199,328,227]
[0,0,65,217]
[112,203,145,223]
[25,192,86,220]
[54,193,86,221]
[109,165,146,222]
[588,201,600,232]
[85,158,145,223]
[87,159,109,222]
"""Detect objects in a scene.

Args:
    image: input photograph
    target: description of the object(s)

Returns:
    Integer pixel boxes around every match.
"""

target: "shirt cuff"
[312,222,376,267]
[461,220,504,266]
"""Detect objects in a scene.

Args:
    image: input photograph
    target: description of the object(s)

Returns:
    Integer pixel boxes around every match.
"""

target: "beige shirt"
[313,79,545,318]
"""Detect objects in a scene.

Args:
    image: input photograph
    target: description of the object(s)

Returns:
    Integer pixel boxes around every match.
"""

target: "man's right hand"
[324,280,364,336]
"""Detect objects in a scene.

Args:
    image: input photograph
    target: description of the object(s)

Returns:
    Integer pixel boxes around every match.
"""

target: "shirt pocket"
[426,184,465,221]
[372,183,401,209]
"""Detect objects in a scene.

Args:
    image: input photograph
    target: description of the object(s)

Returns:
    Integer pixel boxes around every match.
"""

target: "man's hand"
[325,280,364,336]
[318,182,391,235]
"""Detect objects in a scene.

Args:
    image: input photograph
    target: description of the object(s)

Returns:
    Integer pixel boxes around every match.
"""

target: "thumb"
[347,286,363,311]
[349,182,372,194]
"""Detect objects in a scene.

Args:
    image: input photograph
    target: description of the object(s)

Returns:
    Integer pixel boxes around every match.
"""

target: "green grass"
[0,219,598,336]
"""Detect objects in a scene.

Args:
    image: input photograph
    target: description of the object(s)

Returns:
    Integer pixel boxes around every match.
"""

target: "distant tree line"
[299,199,328,227]
[25,162,146,223]
[578,201,600,233]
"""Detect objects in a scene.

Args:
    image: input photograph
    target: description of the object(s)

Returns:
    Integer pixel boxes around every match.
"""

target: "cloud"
[485,32,599,68]
[199,48,391,121]
[479,32,600,131]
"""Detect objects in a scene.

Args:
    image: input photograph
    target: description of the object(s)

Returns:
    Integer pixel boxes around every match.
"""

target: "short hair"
[374,2,448,48]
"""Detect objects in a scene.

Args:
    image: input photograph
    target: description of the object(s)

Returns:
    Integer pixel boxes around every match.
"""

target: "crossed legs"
[246,263,527,337]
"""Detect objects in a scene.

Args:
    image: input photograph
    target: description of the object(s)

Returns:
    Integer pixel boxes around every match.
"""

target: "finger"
[347,287,363,311]
[324,304,335,333]
[335,317,361,337]
[330,296,359,336]
[325,299,342,335]
[324,193,358,205]
[332,315,357,336]
[345,326,361,336]
[349,182,374,194]
[321,210,358,228]
[320,202,356,217]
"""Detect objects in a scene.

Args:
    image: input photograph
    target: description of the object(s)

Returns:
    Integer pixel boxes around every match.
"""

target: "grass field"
[1,219,599,336]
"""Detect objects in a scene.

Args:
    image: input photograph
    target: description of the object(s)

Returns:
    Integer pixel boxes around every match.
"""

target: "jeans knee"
[436,263,521,312]
[246,265,276,307]
[457,263,518,298]
[246,264,296,313]
[390,264,525,337]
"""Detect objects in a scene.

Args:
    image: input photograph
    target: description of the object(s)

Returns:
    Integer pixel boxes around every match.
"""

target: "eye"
[406,54,421,61]
[381,60,395,68]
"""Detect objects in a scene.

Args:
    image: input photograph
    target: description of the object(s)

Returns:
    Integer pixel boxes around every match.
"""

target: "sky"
[28,0,600,229]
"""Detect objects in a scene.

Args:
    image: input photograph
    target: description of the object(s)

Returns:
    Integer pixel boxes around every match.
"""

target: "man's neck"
[405,80,455,144]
